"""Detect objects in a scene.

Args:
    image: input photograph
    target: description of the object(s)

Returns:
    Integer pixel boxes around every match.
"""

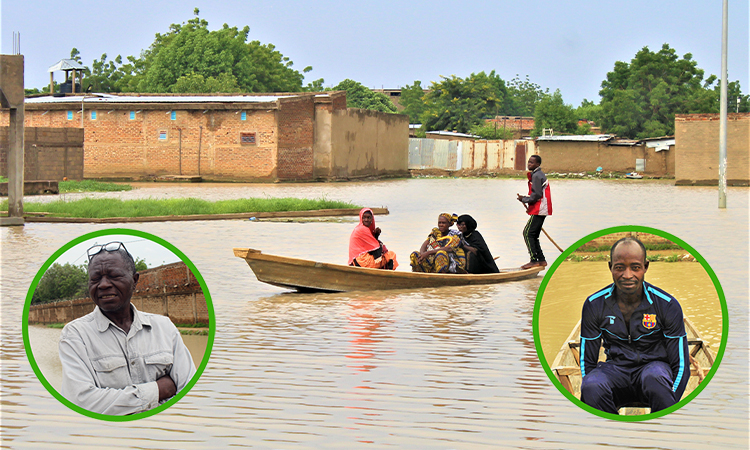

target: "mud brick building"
[1,91,409,182]
[674,113,749,186]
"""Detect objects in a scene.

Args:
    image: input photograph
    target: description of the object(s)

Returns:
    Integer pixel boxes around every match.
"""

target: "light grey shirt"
[59,304,196,415]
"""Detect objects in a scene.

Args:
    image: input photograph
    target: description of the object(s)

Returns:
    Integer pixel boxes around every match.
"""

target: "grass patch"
[0,197,360,218]
[174,322,210,328]
[60,180,133,193]
[568,253,696,262]
[577,243,683,253]
[45,323,66,328]
[179,329,209,336]
[0,176,7,183]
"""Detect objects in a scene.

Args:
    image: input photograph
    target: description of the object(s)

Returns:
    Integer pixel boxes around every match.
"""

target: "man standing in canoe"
[517,154,551,269]
[579,237,690,414]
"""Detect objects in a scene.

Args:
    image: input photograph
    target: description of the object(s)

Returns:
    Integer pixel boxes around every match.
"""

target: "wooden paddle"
[517,194,564,253]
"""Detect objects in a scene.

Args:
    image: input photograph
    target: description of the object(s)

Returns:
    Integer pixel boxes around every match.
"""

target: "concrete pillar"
[1,54,26,226]
[7,106,24,217]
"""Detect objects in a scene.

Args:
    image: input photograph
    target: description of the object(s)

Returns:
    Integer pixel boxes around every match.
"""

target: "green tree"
[171,72,241,93]
[598,44,738,138]
[421,71,508,133]
[333,79,397,113]
[400,81,427,122]
[469,122,515,139]
[31,263,89,304]
[506,74,549,116]
[532,89,577,136]
[134,257,148,271]
[71,12,316,94]
[575,99,603,125]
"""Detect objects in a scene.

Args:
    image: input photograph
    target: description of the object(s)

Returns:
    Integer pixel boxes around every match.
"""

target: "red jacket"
[523,168,552,215]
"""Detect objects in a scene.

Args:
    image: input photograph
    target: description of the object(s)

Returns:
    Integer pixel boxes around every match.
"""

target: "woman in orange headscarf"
[348,208,398,270]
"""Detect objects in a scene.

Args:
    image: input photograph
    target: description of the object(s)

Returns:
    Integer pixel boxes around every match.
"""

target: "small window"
[158,130,168,141]
[90,111,97,120]
[241,111,247,121]
[170,111,176,120]
[67,111,73,120]
[240,132,256,145]
[130,111,136,120]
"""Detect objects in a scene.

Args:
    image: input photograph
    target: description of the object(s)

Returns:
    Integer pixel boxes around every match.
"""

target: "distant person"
[59,242,196,415]
[456,214,499,274]
[349,208,398,269]
[410,213,466,273]
[579,237,689,414]
[517,155,552,269]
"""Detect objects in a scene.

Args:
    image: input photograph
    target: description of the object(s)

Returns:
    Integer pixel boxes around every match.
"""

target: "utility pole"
[718,0,728,209]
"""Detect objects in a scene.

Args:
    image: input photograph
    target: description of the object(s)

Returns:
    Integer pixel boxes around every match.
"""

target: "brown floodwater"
[1,178,748,449]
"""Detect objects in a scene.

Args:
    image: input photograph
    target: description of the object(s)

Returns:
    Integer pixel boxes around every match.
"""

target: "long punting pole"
[718,0,728,209]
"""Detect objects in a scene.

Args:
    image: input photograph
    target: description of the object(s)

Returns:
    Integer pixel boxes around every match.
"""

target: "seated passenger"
[410,213,466,273]
[456,214,500,274]
[349,208,398,269]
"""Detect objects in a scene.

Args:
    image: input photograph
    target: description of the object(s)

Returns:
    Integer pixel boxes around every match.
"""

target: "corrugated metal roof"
[425,130,479,138]
[26,93,294,104]
[645,139,675,148]
[536,134,613,142]
[48,59,84,72]
[608,139,640,146]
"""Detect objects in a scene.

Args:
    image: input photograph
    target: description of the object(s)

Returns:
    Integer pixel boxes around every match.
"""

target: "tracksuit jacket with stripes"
[580,281,690,399]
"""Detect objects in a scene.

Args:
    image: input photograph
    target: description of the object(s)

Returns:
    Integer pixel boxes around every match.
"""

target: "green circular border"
[532,225,728,421]
[21,228,216,421]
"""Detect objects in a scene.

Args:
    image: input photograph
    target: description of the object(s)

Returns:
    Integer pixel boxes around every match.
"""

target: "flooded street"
[2,178,748,449]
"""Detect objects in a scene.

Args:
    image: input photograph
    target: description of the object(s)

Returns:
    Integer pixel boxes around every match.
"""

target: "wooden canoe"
[550,316,715,415]
[233,248,544,292]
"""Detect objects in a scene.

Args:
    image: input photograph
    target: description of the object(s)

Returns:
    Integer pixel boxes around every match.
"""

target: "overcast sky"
[2,1,748,106]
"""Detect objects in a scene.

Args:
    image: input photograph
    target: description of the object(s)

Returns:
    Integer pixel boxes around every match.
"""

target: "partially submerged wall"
[535,141,674,176]
[675,113,749,185]
[0,126,83,180]
[408,138,534,172]
[316,107,408,179]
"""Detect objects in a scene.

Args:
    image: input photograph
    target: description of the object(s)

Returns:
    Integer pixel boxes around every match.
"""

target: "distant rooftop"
[25,92,299,105]
[425,130,480,139]
[48,59,84,72]
[536,134,614,142]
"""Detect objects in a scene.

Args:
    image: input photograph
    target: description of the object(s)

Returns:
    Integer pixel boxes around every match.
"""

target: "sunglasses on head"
[87,241,130,262]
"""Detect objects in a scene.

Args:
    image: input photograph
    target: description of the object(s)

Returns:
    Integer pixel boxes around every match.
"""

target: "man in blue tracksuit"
[579,237,690,414]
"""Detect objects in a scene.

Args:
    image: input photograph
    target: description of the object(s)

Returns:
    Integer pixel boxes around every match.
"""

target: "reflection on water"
[1,179,748,449]
[539,262,724,365]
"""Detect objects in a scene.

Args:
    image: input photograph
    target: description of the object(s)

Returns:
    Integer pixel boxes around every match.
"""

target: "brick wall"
[28,261,209,325]
[674,113,749,185]
[276,96,315,180]
[2,102,280,181]
[0,126,84,180]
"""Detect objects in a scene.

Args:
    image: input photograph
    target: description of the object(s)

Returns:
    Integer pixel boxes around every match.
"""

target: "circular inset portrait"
[22,229,214,421]
[533,226,726,421]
